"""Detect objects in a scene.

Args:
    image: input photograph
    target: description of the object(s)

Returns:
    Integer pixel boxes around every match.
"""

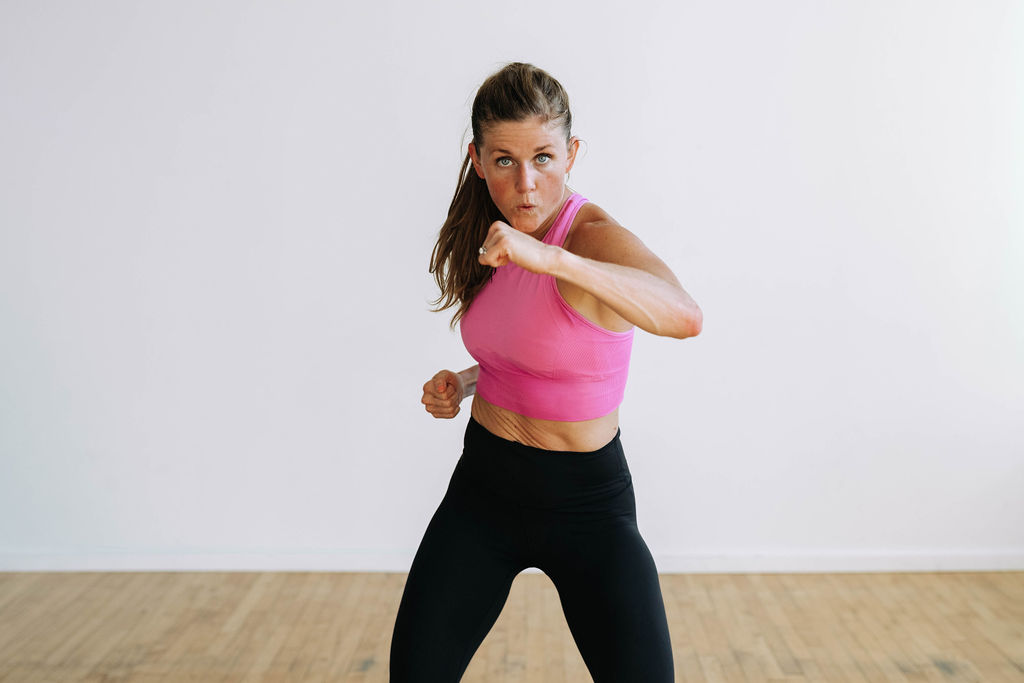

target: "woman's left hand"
[478,221,558,275]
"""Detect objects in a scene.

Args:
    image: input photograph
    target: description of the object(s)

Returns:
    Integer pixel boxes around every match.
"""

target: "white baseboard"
[651,549,1024,573]
[2,549,1022,573]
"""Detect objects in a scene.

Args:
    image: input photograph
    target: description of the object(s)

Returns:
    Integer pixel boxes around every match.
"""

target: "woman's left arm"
[551,219,702,339]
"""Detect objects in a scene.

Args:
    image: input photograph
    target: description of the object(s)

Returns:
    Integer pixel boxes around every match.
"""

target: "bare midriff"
[470,393,620,453]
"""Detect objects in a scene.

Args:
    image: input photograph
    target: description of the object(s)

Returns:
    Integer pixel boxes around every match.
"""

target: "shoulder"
[562,199,682,287]
[563,201,649,261]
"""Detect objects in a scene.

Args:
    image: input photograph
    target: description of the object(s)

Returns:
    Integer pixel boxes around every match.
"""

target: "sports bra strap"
[543,193,588,247]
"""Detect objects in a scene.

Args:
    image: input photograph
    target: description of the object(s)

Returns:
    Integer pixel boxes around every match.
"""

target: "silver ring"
[478,246,487,255]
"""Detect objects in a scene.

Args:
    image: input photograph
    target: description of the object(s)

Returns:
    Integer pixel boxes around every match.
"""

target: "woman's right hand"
[421,369,465,419]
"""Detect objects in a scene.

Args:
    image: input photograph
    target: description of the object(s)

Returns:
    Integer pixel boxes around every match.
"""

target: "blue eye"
[536,154,551,164]
[497,158,513,167]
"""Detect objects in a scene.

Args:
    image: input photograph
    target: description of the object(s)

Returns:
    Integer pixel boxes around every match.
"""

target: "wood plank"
[0,571,1022,681]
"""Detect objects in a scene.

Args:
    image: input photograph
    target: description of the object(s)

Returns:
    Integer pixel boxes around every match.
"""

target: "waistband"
[455,416,631,509]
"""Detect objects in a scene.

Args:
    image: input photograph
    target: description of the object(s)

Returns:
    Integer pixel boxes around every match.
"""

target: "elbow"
[670,305,702,340]
[643,296,702,339]
[691,306,703,336]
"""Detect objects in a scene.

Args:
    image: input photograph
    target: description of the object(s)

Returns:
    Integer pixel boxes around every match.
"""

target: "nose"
[515,164,537,193]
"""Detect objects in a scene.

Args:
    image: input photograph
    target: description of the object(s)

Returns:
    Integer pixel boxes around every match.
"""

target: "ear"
[565,136,580,173]
[468,141,485,179]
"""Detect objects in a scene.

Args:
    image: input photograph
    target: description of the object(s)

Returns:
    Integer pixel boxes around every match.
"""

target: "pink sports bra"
[460,193,635,421]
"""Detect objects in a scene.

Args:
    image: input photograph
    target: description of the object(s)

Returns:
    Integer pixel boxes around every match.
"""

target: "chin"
[503,214,532,231]
[511,221,538,233]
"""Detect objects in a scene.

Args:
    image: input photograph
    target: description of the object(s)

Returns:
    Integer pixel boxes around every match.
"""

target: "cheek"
[483,176,513,204]
[539,166,566,187]
[487,174,515,194]
[541,161,567,176]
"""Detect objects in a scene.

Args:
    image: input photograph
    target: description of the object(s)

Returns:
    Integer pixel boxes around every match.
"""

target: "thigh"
[390,473,526,682]
[544,514,675,682]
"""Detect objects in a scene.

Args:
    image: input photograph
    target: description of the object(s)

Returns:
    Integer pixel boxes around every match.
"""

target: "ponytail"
[428,152,502,328]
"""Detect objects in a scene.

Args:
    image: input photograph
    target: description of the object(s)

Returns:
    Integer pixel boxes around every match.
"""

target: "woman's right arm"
[421,365,478,419]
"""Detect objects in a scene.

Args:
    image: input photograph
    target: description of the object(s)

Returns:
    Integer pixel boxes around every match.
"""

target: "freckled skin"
[468,117,578,239]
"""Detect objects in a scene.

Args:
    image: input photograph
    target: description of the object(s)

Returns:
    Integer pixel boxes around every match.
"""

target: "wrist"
[458,368,478,398]
[550,246,579,281]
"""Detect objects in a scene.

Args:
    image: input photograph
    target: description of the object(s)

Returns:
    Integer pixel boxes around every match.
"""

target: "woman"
[390,62,702,682]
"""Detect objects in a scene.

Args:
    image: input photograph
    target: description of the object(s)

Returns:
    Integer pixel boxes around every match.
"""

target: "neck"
[529,187,571,241]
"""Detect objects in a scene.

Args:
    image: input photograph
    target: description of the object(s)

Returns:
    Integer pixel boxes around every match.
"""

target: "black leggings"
[389,417,674,682]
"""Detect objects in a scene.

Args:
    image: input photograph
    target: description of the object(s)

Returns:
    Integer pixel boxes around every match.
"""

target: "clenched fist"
[477,220,560,274]
[421,369,465,419]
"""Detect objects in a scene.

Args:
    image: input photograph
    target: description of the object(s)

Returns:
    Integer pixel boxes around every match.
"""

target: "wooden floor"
[0,571,1021,682]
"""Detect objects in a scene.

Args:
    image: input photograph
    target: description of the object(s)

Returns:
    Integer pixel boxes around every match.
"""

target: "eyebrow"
[491,145,554,155]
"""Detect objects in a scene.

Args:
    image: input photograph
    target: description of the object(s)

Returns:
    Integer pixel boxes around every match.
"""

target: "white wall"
[1,0,1021,573]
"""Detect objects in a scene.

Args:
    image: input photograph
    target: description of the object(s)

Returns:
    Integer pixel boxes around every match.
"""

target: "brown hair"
[429,62,573,327]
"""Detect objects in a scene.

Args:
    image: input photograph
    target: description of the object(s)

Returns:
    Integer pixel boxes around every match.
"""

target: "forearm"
[457,364,479,399]
[551,249,702,338]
